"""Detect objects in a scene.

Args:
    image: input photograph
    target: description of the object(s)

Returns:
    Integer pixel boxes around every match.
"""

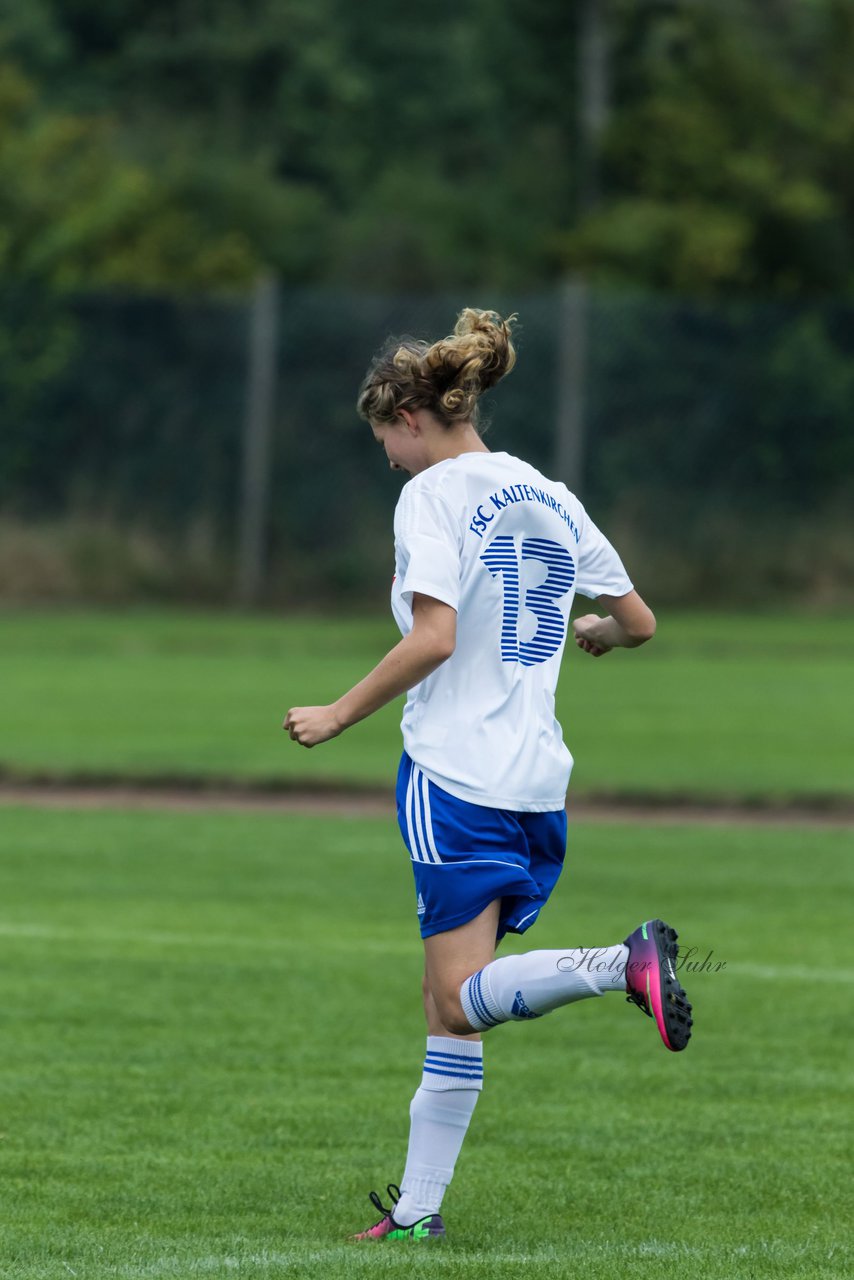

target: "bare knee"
[422,970,477,1035]
[432,981,477,1036]
[422,972,468,1034]
[421,902,499,1036]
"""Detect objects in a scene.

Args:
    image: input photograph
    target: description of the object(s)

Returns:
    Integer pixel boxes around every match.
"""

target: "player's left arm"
[284,594,456,748]
[573,589,656,658]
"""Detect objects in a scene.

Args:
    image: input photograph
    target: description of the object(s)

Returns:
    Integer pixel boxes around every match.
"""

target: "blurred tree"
[0,0,333,289]
[0,0,581,290]
[1,0,853,295]
[564,0,854,298]
[2,0,852,608]
[0,62,266,291]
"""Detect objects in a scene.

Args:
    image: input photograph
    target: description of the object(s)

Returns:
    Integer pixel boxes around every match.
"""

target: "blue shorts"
[396,752,567,941]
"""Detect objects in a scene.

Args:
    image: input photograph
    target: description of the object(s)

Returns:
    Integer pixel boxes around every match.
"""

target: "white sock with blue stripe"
[460,945,629,1031]
[393,1036,483,1227]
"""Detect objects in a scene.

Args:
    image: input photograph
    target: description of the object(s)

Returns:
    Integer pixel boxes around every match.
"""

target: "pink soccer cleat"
[624,919,693,1051]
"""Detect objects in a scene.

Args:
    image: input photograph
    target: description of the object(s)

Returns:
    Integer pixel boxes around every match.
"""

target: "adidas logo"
[416,893,426,916]
[511,990,541,1019]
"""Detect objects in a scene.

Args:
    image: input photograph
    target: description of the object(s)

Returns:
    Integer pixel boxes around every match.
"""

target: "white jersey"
[390,451,632,812]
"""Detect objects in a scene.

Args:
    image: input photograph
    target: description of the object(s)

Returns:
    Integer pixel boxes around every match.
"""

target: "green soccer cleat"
[350,1184,446,1241]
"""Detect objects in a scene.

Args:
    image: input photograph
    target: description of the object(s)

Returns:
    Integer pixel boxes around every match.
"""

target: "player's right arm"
[283,593,456,747]
[573,590,656,657]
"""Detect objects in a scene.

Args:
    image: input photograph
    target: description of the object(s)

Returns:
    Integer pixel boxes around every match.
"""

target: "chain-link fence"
[2,284,852,606]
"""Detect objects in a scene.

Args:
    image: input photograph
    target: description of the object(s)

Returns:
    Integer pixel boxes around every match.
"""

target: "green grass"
[1,608,853,800]
[1,803,852,1278]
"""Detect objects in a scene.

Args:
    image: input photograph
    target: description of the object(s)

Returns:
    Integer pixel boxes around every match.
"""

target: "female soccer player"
[284,308,692,1242]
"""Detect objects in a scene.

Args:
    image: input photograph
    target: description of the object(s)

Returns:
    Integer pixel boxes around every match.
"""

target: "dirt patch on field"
[1,777,852,828]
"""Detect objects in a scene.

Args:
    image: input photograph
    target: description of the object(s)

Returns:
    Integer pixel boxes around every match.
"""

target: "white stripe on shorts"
[405,766,423,862]
[412,765,432,863]
[419,771,442,864]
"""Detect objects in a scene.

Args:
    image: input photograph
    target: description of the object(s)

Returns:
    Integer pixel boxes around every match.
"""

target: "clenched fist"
[572,614,613,658]
[283,705,343,748]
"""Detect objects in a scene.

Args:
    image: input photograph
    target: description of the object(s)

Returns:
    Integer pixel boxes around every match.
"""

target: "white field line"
[727,961,854,984]
[0,920,412,955]
[0,920,852,983]
[62,1239,849,1277]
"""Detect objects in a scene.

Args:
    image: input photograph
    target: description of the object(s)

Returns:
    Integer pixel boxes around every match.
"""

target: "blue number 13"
[480,535,575,667]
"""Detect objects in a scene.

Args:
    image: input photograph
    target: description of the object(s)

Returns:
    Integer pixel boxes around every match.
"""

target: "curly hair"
[357,307,517,428]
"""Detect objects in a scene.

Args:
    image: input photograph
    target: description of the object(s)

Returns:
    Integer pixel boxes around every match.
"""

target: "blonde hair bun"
[357,307,517,427]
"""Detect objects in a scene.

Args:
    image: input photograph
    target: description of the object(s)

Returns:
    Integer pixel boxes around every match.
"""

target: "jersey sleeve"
[574,508,634,599]
[394,481,463,612]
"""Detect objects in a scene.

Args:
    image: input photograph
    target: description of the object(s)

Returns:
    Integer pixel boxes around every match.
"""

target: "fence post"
[236,273,278,606]
[554,277,588,491]
[554,0,609,491]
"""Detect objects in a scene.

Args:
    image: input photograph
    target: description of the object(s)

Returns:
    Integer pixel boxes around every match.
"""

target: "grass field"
[1,803,851,1279]
[1,608,853,801]
[1,606,851,1276]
